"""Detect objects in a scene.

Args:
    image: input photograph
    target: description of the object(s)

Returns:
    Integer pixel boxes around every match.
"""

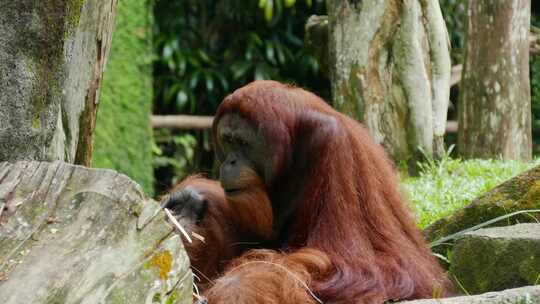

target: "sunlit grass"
[402,149,540,229]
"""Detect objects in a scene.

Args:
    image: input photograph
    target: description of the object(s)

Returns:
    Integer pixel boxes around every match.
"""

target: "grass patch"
[402,151,540,228]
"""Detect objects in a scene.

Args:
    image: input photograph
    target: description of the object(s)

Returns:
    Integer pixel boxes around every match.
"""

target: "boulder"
[0,161,192,304]
[426,165,540,246]
[449,223,540,295]
[400,285,540,304]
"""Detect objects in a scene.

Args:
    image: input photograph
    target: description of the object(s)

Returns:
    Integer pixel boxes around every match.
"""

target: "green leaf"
[190,70,201,89]
[248,32,263,47]
[163,45,173,59]
[198,49,211,64]
[151,142,163,156]
[264,0,274,22]
[265,41,276,64]
[214,71,229,91]
[275,42,286,64]
[164,83,183,103]
[177,54,186,75]
[230,61,252,80]
[205,72,214,92]
[285,0,295,8]
[176,90,188,109]
[187,55,201,68]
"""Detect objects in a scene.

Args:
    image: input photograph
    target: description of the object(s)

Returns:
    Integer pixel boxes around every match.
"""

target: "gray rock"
[449,223,540,295]
[0,161,193,304]
[400,285,540,304]
[426,165,540,259]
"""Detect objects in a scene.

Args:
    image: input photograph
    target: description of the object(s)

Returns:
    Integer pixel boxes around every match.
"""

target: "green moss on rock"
[449,224,540,294]
[425,165,540,244]
[92,0,154,195]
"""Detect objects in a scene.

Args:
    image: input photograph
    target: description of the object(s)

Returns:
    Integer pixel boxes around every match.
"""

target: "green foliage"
[532,53,540,139]
[258,0,313,22]
[153,130,197,187]
[439,0,466,63]
[532,17,540,149]
[403,151,540,228]
[153,0,327,116]
[152,0,328,192]
[93,0,155,195]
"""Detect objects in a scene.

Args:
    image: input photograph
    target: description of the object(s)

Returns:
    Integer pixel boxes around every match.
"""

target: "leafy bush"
[153,0,328,116]
[152,0,328,192]
[153,130,197,189]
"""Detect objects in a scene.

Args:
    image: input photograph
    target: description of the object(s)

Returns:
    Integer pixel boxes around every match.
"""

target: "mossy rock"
[0,161,192,304]
[425,165,540,246]
[450,224,540,295]
[398,285,540,304]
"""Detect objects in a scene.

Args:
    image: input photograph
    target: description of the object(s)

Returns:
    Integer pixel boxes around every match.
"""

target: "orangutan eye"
[222,133,234,144]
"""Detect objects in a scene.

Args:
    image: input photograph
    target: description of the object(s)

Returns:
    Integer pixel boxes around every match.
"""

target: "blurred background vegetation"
[92,0,540,223]
[152,0,328,192]
[93,0,155,194]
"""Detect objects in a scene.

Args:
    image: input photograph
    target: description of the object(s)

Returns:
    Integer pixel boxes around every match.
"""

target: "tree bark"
[425,164,540,246]
[0,0,117,165]
[326,0,451,170]
[458,0,532,161]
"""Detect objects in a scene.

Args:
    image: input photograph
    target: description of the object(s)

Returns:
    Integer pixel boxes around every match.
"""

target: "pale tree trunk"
[458,0,532,161]
[326,0,451,170]
[0,0,117,165]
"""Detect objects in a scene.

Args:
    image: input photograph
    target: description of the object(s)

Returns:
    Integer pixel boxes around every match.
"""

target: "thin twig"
[430,209,540,247]
[191,265,214,285]
[192,231,205,243]
[164,208,193,243]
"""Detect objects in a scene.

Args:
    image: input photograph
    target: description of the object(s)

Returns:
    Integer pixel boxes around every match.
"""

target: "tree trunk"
[0,0,117,165]
[458,0,532,161]
[326,0,451,171]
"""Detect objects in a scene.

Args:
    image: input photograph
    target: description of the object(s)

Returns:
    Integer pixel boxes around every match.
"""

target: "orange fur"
[226,167,273,239]
[169,81,452,303]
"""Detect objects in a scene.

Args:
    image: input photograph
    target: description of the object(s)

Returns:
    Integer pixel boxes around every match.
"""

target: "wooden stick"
[164,208,193,243]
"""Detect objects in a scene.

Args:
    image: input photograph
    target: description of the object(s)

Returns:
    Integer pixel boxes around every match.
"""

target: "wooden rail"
[151,115,460,134]
[151,115,213,130]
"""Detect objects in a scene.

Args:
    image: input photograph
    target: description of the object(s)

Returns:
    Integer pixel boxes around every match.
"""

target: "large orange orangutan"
[162,80,451,303]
